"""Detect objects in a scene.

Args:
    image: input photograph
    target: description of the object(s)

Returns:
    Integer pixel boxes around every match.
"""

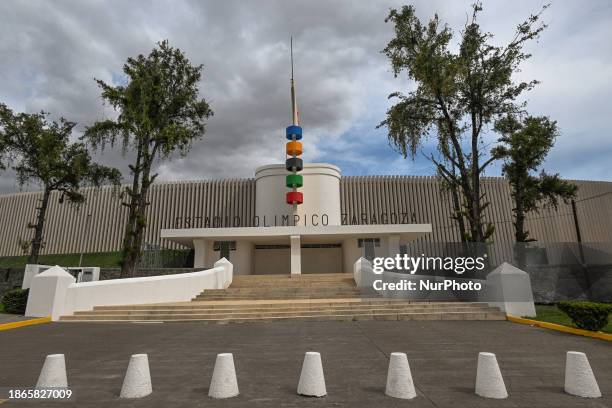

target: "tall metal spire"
[285,36,304,210]
[290,36,299,126]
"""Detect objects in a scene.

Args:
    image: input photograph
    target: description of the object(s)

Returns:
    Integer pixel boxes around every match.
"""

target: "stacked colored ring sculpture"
[286,125,303,205]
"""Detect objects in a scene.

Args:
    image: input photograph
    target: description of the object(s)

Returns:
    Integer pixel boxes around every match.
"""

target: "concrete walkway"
[0,320,610,407]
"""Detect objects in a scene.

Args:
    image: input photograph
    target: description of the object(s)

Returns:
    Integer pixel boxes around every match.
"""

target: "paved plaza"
[0,320,610,407]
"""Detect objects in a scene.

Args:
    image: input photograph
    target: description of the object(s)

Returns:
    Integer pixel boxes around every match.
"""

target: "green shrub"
[557,301,612,332]
[1,288,30,315]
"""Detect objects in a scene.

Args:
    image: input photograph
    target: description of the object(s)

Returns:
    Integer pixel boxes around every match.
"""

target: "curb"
[507,315,611,341]
[0,317,51,331]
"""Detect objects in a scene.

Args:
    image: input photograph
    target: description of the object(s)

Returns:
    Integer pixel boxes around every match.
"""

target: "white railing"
[22,264,101,289]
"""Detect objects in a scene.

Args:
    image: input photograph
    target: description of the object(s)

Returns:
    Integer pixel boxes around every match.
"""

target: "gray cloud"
[1,0,611,193]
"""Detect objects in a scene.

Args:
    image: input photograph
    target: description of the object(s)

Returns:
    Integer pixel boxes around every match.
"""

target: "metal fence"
[138,244,192,269]
[373,241,612,303]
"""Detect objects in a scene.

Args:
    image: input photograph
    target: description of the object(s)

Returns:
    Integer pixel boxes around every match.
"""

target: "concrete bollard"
[564,351,601,398]
[385,352,416,399]
[120,354,153,399]
[297,352,326,397]
[475,352,508,399]
[36,354,68,389]
[208,353,239,399]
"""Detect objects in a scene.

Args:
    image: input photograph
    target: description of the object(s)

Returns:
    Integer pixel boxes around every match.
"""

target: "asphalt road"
[0,320,610,407]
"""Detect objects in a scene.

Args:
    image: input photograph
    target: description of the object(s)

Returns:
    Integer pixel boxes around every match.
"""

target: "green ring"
[286,174,303,188]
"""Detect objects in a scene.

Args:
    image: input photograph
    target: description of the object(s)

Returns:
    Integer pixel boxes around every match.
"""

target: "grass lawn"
[0,251,122,269]
[531,304,612,334]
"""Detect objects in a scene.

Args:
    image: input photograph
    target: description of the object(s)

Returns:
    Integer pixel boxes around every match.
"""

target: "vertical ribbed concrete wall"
[339,177,612,263]
[0,177,610,257]
[0,179,257,256]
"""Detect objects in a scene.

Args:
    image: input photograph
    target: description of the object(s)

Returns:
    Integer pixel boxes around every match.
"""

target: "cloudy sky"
[0,0,611,193]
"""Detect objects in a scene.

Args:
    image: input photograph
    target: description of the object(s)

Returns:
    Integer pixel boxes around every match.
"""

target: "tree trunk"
[120,195,140,277]
[514,188,526,242]
[470,117,483,243]
[132,181,151,263]
[120,150,154,278]
[28,187,51,264]
[121,208,148,277]
[449,182,467,242]
[120,146,143,278]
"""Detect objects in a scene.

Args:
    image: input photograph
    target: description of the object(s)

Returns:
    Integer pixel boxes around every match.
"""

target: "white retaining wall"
[26,258,233,321]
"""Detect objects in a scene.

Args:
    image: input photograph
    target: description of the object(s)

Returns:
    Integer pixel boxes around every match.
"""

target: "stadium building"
[1,55,611,276]
[1,172,611,274]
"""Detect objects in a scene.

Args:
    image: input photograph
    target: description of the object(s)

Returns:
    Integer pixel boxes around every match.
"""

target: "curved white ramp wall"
[26,259,233,320]
[255,163,341,226]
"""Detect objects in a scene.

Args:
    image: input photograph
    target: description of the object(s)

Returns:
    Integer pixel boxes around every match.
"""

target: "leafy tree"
[493,115,577,242]
[84,40,213,277]
[0,104,121,264]
[378,3,549,242]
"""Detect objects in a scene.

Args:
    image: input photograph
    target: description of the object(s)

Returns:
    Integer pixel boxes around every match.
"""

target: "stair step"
[76,304,494,316]
[205,286,356,292]
[193,295,370,302]
[69,306,499,318]
[232,273,352,280]
[194,294,364,299]
[61,310,506,322]
[82,305,493,315]
[197,289,360,294]
[229,276,355,287]
[92,300,491,311]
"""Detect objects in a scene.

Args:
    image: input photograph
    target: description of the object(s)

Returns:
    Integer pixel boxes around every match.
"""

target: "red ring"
[286,191,303,205]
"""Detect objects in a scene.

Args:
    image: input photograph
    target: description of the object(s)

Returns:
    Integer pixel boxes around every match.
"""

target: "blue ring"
[286,125,303,140]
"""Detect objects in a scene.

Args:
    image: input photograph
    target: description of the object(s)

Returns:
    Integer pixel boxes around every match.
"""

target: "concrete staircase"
[59,273,506,323]
[193,273,364,301]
